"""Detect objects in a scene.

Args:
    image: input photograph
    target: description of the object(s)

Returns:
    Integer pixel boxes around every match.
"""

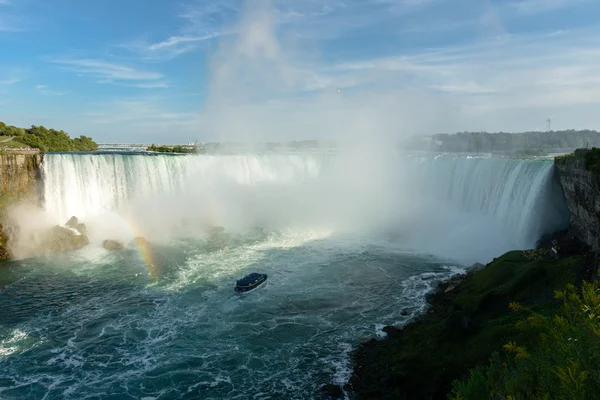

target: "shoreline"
[341,235,597,399]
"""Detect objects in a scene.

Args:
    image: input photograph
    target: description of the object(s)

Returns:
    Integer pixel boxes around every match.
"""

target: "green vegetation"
[0,121,97,152]
[555,147,600,178]
[350,250,595,399]
[511,148,548,157]
[147,144,197,154]
[581,148,600,177]
[449,280,600,400]
[407,130,600,153]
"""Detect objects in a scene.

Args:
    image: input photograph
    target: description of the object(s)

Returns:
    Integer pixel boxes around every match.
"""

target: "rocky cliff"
[555,149,600,253]
[0,151,44,259]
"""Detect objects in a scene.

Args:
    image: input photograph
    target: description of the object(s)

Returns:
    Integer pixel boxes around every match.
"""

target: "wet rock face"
[320,384,344,398]
[129,236,151,248]
[103,240,124,250]
[41,225,89,252]
[0,153,44,259]
[555,155,600,253]
[65,216,87,236]
[0,153,44,198]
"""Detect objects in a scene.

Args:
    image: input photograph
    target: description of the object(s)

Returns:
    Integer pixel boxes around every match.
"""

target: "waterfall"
[39,152,569,262]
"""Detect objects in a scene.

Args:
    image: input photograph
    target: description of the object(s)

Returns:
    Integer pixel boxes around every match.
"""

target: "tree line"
[406,130,600,154]
[147,144,197,154]
[0,121,98,152]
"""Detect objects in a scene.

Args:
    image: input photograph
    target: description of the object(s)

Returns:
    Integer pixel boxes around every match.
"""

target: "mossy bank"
[344,149,600,399]
[347,247,597,399]
[0,151,44,259]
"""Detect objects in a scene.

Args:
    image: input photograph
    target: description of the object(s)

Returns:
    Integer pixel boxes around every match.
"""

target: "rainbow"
[124,216,160,279]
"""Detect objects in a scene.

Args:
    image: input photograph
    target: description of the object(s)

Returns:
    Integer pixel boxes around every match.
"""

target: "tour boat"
[234,272,268,294]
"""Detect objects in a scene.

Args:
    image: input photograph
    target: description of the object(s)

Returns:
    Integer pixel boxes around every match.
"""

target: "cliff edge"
[555,148,600,253]
[0,151,44,259]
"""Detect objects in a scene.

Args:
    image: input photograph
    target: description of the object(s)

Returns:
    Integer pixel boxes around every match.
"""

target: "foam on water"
[0,227,463,399]
[0,151,570,399]
[35,152,569,264]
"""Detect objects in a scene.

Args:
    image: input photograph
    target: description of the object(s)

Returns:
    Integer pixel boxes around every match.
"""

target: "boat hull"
[234,276,268,294]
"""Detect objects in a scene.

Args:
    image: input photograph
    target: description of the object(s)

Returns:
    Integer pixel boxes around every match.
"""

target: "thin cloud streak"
[0,78,20,85]
[35,84,66,96]
[48,58,163,82]
[147,33,221,50]
[509,0,590,15]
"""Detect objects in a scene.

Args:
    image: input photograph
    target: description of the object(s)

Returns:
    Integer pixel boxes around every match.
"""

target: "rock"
[65,216,78,227]
[555,152,600,253]
[103,240,124,250]
[207,226,225,235]
[382,325,404,339]
[468,263,485,272]
[65,216,87,235]
[445,284,457,293]
[129,236,151,248]
[320,384,344,398]
[42,225,89,252]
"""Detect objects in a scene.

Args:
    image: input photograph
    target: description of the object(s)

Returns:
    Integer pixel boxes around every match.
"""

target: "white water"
[36,152,568,264]
[0,151,571,399]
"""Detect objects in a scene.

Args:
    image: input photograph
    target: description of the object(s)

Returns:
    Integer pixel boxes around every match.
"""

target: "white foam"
[32,152,568,264]
[0,329,28,357]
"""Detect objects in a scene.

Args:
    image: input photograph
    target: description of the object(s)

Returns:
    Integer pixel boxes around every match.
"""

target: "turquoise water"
[0,230,461,399]
[0,151,569,399]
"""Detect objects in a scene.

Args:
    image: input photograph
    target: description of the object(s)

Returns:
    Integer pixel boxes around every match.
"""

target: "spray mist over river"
[0,149,568,399]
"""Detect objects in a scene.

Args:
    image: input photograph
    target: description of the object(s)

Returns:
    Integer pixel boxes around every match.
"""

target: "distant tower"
[546,118,551,132]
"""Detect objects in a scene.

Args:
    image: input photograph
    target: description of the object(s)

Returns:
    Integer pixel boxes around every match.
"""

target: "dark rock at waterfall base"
[207,226,225,235]
[382,325,403,339]
[65,216,87,235]
[321,384,344,398]
[349,250,597,400]
[129,236,151,248]
[535,228,567,249]
[43,225,89,252]
[467,262,485,273]
[103,240,124,250]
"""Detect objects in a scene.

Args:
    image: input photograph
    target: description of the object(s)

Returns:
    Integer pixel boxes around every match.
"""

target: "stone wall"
[0,151,44,259]
[555,150,600,253]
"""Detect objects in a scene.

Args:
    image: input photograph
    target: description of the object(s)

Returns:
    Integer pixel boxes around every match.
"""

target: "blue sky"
[1,0,600,143]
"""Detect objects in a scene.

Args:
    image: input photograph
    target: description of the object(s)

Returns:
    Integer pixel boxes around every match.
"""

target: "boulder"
[65,216,87,235]
[468,262,485,272]
[207,225,225,235]
[42,225,89,252]
[103,240,124,250]
[129,236,151,248]
[320,384,344,398]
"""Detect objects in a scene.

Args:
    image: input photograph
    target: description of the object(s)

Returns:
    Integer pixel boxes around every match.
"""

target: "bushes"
[147,144,196,154]
[0,121,98,152]
[449,280,600,400]
[350,251,583,399]
[583,148,600,177]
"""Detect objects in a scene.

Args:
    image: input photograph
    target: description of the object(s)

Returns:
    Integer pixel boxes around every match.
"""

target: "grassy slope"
[0,138,30,148]
[350,250,594,400]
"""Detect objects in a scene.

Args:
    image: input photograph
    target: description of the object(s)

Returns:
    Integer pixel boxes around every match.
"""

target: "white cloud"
[509,0,589,15]
[123,32,224,61]
[127,82,171,89]
[84,99,199,137]
[193,0,600,142]
[0,78,20,85]
[147,33,220,50]
[49,59,163,81]
[35,84,65,96]
[0,15,22,32]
